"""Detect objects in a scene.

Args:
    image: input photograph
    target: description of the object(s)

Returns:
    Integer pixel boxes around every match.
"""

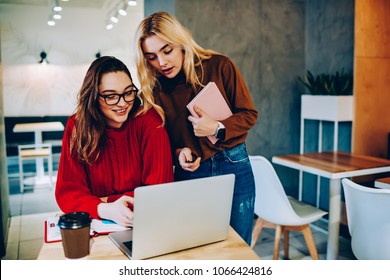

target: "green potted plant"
[298,69,353,96]
[297,69,354,122]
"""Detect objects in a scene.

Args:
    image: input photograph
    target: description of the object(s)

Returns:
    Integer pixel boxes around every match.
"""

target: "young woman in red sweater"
[55,56,173,227]
[135,12,258,245]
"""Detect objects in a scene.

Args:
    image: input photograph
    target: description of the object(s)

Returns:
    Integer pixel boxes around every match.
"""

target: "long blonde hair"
[135,11,217,103]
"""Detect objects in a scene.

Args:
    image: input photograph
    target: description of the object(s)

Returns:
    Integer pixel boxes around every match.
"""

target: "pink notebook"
[187,82,232,144]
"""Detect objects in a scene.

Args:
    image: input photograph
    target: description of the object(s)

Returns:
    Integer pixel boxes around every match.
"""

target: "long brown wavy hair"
[72,56,162,165]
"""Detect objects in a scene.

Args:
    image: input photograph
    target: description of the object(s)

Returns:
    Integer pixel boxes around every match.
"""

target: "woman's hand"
[177,147,201,172]
[97,195,134,227]
[188,105,219,137]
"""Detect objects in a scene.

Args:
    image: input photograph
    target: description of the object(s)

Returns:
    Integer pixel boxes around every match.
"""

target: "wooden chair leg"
[283,230,289,259]
[301,224,319,260]
[251,218,265,248]
[273,225,283,260]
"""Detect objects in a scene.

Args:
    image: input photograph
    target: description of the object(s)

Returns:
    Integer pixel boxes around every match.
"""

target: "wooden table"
[13,122,64,186]
[375,177,390,190]
[272,151,390,260]
[37,227,260,260]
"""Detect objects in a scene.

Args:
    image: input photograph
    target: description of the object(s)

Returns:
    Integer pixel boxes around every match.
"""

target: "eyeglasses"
[98,86,138,106]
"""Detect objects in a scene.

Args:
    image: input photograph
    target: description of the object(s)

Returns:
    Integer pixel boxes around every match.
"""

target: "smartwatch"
[214,121,226,141]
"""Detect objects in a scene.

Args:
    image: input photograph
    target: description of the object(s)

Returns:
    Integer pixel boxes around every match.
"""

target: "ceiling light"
[52,0,62,12]
[53,11,62,20]
[39,51,49,64]
[118,8,127,16]
[110,14,119,23]
[105,1,133,30]
[47,15,56,26]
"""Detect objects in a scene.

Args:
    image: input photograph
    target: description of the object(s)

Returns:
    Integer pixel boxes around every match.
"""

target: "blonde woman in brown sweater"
[135,11,258,245]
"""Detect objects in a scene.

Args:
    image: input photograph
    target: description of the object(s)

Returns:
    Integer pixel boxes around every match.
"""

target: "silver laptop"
[108,174,235,260]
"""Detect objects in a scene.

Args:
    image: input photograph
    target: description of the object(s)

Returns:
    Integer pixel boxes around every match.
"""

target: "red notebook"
[186,82,232,144]
[44,216,128,243]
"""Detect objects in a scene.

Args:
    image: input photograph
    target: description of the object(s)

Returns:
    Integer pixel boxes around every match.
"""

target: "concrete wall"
[302,0,354,207]
[145,0,175,17]
[176,0,305,161]
[304,0,354,154]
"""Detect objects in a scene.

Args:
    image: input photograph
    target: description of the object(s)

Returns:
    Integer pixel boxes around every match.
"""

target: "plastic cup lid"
[58,212,91,229]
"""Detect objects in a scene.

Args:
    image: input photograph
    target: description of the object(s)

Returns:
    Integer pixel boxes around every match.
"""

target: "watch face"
[217,128,226,140]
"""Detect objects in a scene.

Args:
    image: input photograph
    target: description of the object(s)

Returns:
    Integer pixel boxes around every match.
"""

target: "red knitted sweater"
[55,108,174,218]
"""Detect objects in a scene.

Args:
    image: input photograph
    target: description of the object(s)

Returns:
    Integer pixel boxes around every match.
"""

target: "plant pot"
[301,95,353,121]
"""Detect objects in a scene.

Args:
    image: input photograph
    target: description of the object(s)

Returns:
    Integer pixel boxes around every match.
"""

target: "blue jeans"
[175,142,255,245]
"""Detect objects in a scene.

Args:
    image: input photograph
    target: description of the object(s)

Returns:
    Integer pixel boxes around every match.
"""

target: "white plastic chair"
[249,155,327,259]
[342,178,390,260]
[18,143,53,193]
